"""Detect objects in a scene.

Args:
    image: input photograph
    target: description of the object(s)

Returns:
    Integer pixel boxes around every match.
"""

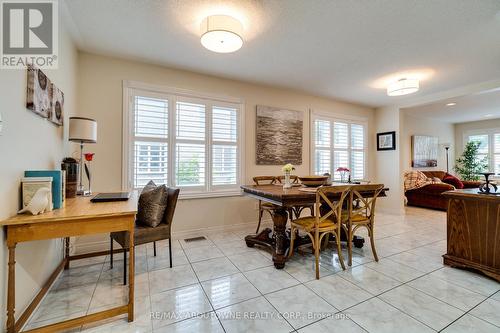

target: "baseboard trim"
[74,219,273,254]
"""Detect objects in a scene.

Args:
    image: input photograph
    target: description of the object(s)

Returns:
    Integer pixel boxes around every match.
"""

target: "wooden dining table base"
[244,207,365,269]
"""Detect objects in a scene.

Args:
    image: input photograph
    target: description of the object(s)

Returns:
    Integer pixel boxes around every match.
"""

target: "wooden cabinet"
[443,189,500,282]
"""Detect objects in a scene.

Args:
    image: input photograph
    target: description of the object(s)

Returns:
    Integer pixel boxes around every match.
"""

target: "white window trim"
[122,80,245,199]
[464,128,500,176]
[310,110,369,180]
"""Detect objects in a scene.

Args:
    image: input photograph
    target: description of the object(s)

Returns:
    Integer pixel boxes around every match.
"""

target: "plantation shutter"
[175,101,206,187]
[212,106,238,186]
[314,119,331,175]
[133,95,168,188]
[333,122,349,181]
[351,124,365,180]
[494,134,500,174]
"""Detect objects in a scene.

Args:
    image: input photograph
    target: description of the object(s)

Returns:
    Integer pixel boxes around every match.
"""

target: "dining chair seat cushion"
[341,213,368,223]
[292,216,336,230]
[111,223,170,248]
[136,181,168,228]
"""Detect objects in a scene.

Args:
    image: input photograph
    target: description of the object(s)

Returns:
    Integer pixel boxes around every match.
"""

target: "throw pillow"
[136,182,168,227]
[443,174,464,189]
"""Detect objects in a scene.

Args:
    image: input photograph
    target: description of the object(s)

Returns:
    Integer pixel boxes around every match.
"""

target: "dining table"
[240,183,388,269]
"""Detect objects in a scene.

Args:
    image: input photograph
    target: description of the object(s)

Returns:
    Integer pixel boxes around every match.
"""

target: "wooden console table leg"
[7,244,16,333]
[271,208,288,269]
[127,229,135,322]
[64,237,70,270]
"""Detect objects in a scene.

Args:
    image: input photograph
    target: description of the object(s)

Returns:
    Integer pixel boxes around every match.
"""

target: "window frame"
[123,81,245,199]
[310,111,368,181]
[464,128,500,175]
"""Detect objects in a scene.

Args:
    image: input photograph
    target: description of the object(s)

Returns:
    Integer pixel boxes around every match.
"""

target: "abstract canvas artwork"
[26,66,51,118]
[412,135,438,168]
[256,105,303,165]
[26,65,64,126]
[49,84,64,126]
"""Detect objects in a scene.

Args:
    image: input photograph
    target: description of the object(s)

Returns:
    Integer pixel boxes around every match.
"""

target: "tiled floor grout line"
[180,239,229,333]
[31,210,498,333]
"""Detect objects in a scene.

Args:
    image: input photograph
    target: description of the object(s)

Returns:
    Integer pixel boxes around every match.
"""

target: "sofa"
[405,171,481,211]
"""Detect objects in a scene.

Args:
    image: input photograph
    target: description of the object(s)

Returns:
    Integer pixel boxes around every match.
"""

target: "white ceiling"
[402,88,500,124]
[65,0,500,107]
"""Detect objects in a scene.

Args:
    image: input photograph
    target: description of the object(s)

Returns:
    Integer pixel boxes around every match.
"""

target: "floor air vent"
[184,236,207,243]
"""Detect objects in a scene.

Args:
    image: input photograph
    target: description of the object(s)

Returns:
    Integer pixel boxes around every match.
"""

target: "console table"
[1,193,138,333]
[443,189,500,282]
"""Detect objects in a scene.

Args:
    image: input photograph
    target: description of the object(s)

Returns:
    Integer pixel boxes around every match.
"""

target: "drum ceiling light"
[200,15,243,53]
[387,78,420,96]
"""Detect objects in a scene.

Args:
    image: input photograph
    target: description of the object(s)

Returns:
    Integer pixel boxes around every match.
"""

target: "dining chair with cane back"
[253,176,280,233]
[276,175,315,219]
[288,185,351,279]
[342,184,384,266]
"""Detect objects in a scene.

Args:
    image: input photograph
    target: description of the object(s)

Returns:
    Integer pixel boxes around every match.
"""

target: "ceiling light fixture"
[446,102,457,106]
[387,78,419,97]
[200,15,243,53]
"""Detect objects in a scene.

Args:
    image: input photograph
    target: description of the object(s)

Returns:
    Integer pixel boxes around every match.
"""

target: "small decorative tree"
[454,141,488,181]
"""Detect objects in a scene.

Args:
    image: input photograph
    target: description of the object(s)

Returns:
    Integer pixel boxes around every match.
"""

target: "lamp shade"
[387,78,419,96]
[200,15,243,53]
[69,117,97,143]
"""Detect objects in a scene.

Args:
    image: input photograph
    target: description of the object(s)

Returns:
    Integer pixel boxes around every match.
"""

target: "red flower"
[84,153,95,162]
[336,167,350,172]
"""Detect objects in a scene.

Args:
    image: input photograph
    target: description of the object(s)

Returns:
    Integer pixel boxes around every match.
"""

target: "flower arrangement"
[84,153,95,194]
[282,163,295,173]
[336,167,350,183]
[282,163,295,189]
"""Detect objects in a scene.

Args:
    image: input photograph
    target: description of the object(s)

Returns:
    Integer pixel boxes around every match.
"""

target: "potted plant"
[454,141,488,181]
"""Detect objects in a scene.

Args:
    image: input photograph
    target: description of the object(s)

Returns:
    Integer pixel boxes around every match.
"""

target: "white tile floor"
[24,207,500,333]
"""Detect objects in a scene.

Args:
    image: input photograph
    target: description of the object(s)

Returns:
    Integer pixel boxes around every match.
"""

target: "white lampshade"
[200,15,243,53]
[387,78,419,96]
[69,117,97,143]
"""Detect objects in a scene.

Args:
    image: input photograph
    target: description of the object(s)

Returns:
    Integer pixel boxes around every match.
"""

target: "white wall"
[73,52,376,252]
[373,106,404,213]
[0,15,78,329]
[400,113,455,174]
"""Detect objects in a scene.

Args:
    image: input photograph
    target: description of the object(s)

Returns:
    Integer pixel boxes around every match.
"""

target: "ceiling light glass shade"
[200,15,243,53]
[387,78,419,96]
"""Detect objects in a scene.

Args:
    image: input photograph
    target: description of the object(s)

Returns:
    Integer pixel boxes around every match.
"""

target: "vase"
[283,171,292,189]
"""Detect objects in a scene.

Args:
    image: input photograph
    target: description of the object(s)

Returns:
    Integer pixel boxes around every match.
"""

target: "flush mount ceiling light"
[200,15,243,53]
[446,102,457,106]
[387,78,419,96]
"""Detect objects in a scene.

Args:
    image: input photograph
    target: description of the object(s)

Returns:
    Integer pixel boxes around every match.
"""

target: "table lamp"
[69,117,97,195]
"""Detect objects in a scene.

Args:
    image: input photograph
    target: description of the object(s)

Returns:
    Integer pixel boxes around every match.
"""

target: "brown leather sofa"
[405,171,481,211]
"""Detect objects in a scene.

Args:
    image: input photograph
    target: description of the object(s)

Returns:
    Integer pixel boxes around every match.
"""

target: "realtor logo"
[1,0,58,69]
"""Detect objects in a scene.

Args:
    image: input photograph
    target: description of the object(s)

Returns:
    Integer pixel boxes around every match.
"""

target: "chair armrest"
[462,181,482,189]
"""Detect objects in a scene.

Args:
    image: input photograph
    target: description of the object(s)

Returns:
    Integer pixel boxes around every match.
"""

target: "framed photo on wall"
[377,131,396,151]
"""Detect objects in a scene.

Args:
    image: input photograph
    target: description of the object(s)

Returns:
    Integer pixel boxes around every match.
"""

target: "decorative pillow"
[443,174,464,189]
[136,181,168,227]
[432,177,442,183]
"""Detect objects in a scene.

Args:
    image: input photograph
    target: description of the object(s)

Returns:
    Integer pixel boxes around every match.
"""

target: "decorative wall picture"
[412,135,439,167]
[377,131,396,151]
[26,65,51,118]
[49,84,64,126]
[256,105,303,165]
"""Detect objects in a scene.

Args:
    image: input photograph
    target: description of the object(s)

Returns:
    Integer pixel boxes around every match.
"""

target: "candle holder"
[478,172,498,194]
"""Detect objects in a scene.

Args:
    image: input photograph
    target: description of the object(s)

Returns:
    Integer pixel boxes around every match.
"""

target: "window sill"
[179,191,243,200]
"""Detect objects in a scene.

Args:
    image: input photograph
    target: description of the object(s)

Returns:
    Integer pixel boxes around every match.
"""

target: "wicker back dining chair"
[276,175,315,219]
[110,187,180,285]
[288,185,351,279]
[253,176,279,233]
[343,184,384,266]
